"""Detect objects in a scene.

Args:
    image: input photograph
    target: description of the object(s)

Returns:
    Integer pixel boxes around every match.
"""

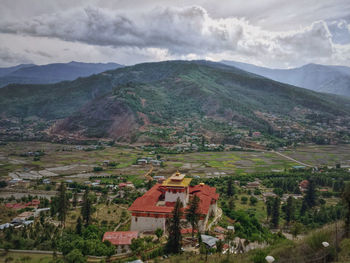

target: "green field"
[1,142,350,182]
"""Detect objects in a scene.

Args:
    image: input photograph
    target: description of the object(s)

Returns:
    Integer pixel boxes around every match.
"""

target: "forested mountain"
[1,60,349,145]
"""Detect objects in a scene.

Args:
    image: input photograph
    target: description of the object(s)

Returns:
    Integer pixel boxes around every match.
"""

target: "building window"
[135,217,138,222]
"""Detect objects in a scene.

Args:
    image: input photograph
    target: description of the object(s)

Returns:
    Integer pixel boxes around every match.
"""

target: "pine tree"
[57,183,69,227]
[73,191,78,208]
[81,189,92,226]
[285,196,294,225]
[271,197,280,228]
[228,197,235,211]
[227,177,235,196]
[266,196,274,220]
[186,195,200,238]
[166,198,183,254]
[305,178,317,208]
[76,217,82,235]
[342,183,350,237]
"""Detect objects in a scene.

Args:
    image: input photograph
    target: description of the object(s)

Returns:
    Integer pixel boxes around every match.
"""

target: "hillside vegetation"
[1,60,350,144]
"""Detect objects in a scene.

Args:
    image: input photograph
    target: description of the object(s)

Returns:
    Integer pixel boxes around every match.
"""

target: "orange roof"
[128,184,173,213]
[102,231,138,246]
[299,180,309,189]
[128,183,219,216]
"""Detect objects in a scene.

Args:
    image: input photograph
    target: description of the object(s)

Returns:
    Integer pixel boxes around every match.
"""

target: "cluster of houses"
[1,199,50,230]
[136,157,163,166]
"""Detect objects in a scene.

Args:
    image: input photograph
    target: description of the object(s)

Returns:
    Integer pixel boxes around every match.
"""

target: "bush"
[93,167,103,172]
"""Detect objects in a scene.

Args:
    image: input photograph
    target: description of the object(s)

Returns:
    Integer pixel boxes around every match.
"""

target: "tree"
[290,222,303,240]
[130,238,145,256]
[166,198,183,254]
[65,249,86,263]
[271,197,280,228]
[81,189,92,226]
[216,240,224,253]
[155,228,163,241]
[342,183,350,237]
[266,196,274,220]
[57,183,69,227]
[76,217,82,235]
[305,179,317,208]
[250,196,258,206]
[228,197,235,211]
[227,177,235,196]
[73,191,78,208]
[186,195,200,238]
[285,196,294,225]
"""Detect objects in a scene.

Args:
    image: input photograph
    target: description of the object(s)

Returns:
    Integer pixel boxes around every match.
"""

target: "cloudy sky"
[0,0,349,68]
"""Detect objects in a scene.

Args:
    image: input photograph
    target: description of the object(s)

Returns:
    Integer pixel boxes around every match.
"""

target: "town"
[1,141,350,262]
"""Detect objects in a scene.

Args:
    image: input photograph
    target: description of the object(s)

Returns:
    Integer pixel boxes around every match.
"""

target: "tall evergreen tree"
[305,179,317,208]
[76,217,82,235]
[227,177,235,196]
[73,191,78,208]
[342,183,350,237]
[266,196,274,220]
[271,197,280,228]
[166,198,183,254]
[81,189,92,226]
[186,195,200,238]
[285,196,294,225]
[57,183,69,226]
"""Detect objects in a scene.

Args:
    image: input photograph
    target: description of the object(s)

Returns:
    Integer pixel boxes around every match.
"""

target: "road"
[207,207,222,230]
[273,151,313,168]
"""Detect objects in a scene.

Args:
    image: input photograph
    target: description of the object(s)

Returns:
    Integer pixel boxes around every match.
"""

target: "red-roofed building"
[102,231,138,253]
[299,180,309,192]
[128,171,219,233]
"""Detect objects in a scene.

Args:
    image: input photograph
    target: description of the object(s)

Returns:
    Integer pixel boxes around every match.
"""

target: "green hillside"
[1,60,350,144]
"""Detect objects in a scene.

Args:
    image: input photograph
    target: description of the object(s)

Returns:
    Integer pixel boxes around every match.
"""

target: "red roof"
[5,200,40,210]
[128,183,219,216]
[128,184,173,213]
[181,228,197,234]
[299,180,309,189]
[102,231,138,246]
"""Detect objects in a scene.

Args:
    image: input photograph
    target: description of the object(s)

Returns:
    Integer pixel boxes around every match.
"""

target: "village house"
[246,181,260,189]
[299,180,309,192]
[102,231,138,254]
[128,171,219,233]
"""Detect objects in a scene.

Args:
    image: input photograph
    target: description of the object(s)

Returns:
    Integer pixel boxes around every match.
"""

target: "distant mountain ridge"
[1,60,349,145]
[0,61,123,87]
[221,60,350,97]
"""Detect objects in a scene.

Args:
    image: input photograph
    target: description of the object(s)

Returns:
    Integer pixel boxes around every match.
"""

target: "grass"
[0,252,55,263]
[65,203,129,230]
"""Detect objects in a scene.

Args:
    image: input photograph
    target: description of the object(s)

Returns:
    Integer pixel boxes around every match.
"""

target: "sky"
[0,0,349,68]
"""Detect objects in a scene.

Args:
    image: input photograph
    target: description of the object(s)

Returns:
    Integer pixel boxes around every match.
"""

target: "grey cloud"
[0,5,349,67]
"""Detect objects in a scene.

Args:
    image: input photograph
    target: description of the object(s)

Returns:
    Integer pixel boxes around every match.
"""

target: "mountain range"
[0,60,349,145]
[221,61,350,97]
[0,61,123,88]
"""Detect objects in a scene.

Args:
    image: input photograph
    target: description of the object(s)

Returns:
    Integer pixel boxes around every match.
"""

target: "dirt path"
[207,207,222,230]
[144,164,153,180]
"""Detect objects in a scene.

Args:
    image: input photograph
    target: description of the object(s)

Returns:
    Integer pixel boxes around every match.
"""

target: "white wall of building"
[164,191,187,206]
[130,216,166,232]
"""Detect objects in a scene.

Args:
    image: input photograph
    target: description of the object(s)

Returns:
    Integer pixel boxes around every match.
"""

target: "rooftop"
[102,231,138,246]
[162,171,192,187]
[129,182,219,215]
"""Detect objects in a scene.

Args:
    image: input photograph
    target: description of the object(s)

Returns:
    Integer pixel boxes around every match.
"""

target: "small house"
[102,231,139,253]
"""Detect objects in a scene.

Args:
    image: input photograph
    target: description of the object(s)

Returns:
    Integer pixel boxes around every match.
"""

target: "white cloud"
[0,4,349,68]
